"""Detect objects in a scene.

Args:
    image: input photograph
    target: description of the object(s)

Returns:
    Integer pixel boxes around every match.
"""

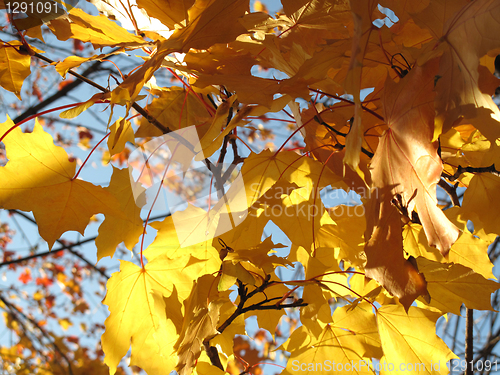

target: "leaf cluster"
[0,0,500,374]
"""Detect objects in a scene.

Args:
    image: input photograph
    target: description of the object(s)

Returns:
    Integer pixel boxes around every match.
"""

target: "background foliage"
[0,0,500,374]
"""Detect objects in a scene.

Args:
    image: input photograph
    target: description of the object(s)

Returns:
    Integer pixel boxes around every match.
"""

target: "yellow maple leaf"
[461,173,500,236]
[416,257,500,315]
[377,305,457,374]
[174,274,229,375]
[48,7,147,49]
[172,0,249,52]
[316,205,367,268]
[110,47,170,112]
[136,0,193,29]
[403,219,494,280]
[59,92,107,119]
[332,303,383,359]
[107,117,134,156]
[0,41,32,100]
[95,167,145,261]
[0,117,121,248]
[223,236,291,274]
[135,86,212,138]
[101,255,206,375]
[241,149,343,207]
[281,323,376,375]
[145,211,221,275]
[55,52,122,78]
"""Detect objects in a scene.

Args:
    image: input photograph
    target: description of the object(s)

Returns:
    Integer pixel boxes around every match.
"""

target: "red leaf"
[19,269,32,284]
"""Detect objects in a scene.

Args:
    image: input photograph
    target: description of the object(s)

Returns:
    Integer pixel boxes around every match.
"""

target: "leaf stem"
[73,133,110,180]
[1,102,96,142]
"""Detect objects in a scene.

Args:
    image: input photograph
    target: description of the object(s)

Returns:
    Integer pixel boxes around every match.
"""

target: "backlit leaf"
[0,117,121,248]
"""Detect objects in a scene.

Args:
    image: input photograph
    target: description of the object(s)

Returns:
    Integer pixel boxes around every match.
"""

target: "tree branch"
[202,277,306,371]
[445,164,500,181]
[14,51,119,123]
[438,179,461,207]
[0,236,97,268]
[7,210,109,279]
[314,116,375,158]
[25,49,185,143]
[465,308,474,375]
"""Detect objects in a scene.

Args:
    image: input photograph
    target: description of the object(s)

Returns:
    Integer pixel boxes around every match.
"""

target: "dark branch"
[202,276,306,371]
[465,308,474,375]
[7,210,109,278]
[25,49,196,150]
[445,164,500,182]
[14,51,119,123]
[314,116,375,158]
[0,236,96,268]
[438,179,461,207]
[203,342,224,371]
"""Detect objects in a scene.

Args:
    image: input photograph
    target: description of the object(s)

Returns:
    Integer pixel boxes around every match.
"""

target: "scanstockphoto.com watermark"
[289,359,443,372]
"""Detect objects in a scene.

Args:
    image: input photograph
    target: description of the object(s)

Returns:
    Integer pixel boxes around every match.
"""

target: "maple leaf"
[255,180,332,255]
[218,260,255,291]
[416,257,500,315]
[171,0,249,52]
[317,205,367,268]
[365,186,429,310]
[110,47,170,112]
[59,92,107,119]
[144,210,221,276]
[377,305,457,374]
[48,7,147,49]
[0,41,31,100]
[224,236,291,274]
[136,0,193,29]
[403,207,495,279]
[241,149,343,207]
[195,74,282,106]
[372,57,460,255]
[135,86,212,138]
[415,0,500,141]
[0,118,122,248]
[282,0,351,31]
[55,52,120,78]
[461,173,500,236]
[364,58,459,307]
[332,303,383,359]
[95,167,145,261]
[174,274,229,375]
[343,0,377,174]
[101,255,206,375]
[107,117,134,156]
[302,105,372,189]
[281,323,376,375]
